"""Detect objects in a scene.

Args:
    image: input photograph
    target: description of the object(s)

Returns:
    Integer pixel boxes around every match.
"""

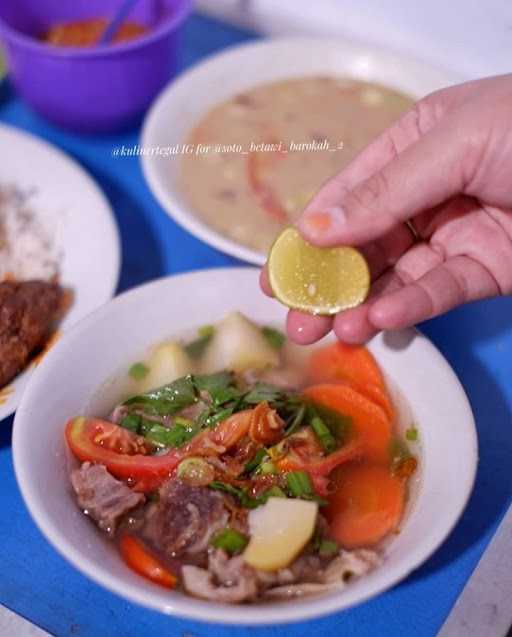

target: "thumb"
[297,114,474,247]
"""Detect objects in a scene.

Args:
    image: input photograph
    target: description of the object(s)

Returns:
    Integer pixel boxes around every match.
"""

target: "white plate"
[0,124,120,420]
[13,268,477,624]
[141,37,463,265]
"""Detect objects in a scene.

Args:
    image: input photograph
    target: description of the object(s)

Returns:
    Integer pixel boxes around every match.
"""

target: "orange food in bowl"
[43,18,148,47]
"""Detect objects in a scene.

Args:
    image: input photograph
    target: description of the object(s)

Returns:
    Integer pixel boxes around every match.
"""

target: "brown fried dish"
[0,280,62,387]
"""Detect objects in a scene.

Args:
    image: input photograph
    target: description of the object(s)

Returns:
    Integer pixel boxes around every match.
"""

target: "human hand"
[261,74,512,344]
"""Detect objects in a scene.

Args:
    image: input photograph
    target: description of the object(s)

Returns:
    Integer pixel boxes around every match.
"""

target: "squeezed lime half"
[268,227,370,315]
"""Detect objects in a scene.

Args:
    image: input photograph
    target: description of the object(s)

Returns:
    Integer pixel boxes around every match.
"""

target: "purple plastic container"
[0,0,192,132]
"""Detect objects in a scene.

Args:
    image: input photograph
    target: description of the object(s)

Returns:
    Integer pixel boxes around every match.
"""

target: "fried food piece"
[0,280,62,387]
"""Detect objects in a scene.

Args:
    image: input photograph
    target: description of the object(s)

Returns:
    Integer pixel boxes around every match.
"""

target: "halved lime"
[268,227,370,315]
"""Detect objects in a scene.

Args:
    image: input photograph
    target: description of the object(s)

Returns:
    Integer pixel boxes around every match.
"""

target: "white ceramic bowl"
[0,123,120,419]
[13,268,477,624]
[141,37,463,265]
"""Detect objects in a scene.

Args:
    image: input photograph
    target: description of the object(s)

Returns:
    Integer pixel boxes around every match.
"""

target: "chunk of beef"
[0,280,62,387]
[182,549,258,603]
[142,480,228,557]
[71,462,144,535]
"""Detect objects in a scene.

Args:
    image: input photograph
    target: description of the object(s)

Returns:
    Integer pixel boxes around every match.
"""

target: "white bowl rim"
[141,36,464,266]
[13,268,478,625]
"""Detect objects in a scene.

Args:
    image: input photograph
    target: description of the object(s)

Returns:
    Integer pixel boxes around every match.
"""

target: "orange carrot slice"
[326,463,405,548]
[303,383,392,462]
[119,535,177,588]
[307,343,394,419]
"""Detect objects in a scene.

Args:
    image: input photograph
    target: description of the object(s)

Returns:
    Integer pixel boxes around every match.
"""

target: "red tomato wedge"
[119,535,177,588]
[326,463,405,548]
[247,144,288,223]
[307,343,394,420]
[303,384,392,462]
[65,417,182,492]
[277,440,363,496]
[277,439,363,476]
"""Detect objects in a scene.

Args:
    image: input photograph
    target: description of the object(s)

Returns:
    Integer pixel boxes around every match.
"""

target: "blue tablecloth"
[1,13,511,637]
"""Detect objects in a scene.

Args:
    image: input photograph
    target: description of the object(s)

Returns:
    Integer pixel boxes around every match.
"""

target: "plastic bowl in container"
[0,0,192,132]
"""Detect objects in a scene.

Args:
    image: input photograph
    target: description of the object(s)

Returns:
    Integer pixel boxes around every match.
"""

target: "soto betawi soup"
[65,312,419,603]
[179,77,413,253]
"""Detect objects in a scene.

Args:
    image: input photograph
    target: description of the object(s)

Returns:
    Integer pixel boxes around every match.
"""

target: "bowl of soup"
[13,268,477,623]
[141,37,462,263]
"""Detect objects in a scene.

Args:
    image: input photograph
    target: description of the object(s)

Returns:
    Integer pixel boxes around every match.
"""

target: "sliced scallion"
[310,414,337,453]
[128,362,149,381]
[211,528,248,554]
[286,470,313,497]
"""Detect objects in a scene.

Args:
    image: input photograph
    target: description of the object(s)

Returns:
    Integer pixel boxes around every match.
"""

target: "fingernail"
[300,206,347,237]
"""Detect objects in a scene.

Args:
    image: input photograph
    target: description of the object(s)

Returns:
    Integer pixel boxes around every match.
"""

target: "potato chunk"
[243,498,318,572]
[201,312,280,373]
[138,341,195,391]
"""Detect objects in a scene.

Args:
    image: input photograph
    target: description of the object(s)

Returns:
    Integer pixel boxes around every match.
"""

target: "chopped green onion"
[405,426,418,441]
[177,457,208,478]
[309,403,352,442]
[286,470,328,506]
[211,528,248,555]
[128,362,149,381]
[261,326,286,350]
[389,437,412,471]
[209,481,263,509]
[259,460,277,475]
[243,449,267,474]
[310,413,337,453]
[209,481,244,498]
[285,403,306,436]
[177,457,214,486]
[318,539,338,557]
[286,471,313,497]
[119,413,141,433]
[174,416,194,428]
[263,486,286,500]
[198,325,215,339]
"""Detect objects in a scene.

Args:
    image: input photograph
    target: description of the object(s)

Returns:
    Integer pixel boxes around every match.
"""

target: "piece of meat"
[71,462,144,535]
[0,280,62,387]
[142,480,229,557]
[182,549,258,603]
[263,549,381,598]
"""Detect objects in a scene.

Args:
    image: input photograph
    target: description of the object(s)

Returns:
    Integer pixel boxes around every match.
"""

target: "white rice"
[0,184,61,281]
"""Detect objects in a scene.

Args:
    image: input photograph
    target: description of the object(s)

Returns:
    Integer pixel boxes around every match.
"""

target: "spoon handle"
[99,0,140,45]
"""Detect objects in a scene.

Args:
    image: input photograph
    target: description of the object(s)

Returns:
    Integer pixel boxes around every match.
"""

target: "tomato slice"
[247,141,288,223]
[119,534,177,588]
[277,439,363,476]
[65,417,182,491]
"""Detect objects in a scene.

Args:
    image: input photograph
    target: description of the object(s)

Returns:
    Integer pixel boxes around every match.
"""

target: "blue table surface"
[1,13,511,637]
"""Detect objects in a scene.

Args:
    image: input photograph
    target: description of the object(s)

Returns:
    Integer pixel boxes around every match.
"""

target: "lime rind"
[268,227,370,315]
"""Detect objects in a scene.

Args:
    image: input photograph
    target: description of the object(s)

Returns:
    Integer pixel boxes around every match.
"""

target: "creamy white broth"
[179,77,413,253]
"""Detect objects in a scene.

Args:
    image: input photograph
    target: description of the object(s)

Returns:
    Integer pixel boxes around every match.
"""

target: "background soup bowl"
[13,268,477,624]
[141,37,463,265]
[0,0,192,132]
